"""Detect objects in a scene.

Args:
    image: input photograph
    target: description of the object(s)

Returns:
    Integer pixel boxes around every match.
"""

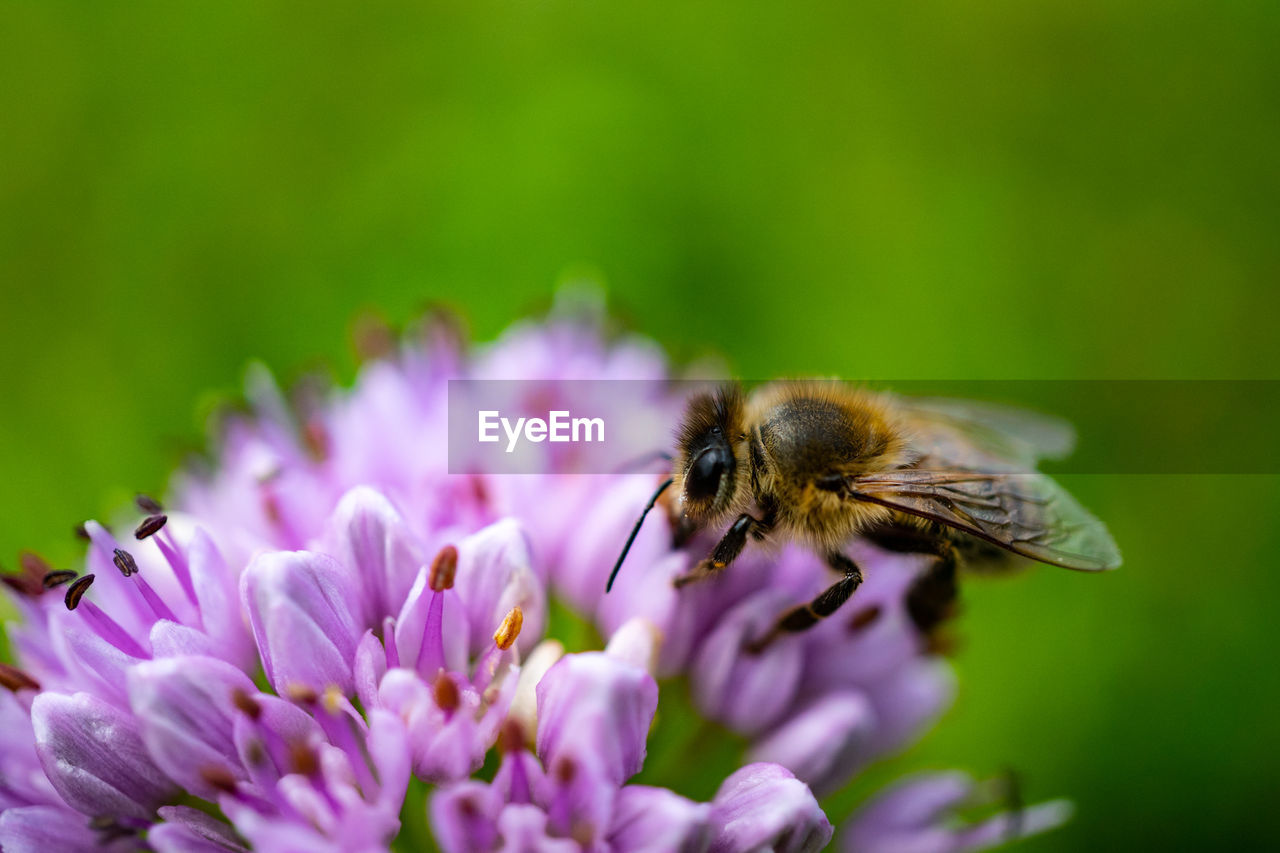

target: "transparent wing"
[848,469,1121,571]
[897,396,1076,470]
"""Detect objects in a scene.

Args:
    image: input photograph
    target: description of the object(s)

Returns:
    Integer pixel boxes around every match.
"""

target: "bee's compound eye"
[686,448,726,501]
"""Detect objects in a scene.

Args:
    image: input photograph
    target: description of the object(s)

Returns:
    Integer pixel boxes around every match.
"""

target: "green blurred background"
[2,1,1277,849]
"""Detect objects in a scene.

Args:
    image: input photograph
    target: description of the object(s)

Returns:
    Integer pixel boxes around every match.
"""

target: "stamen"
[153,531,198,610]
[302,421,330,461]
[499,719,532,805]
[76,600,150,659]
[74,523,90,540]
[286,684,319,704]
[417,587,446,676]
[135,494,164,514]
[570,821,596,847]
[127,572,179,624]
[243,740,268,768]
[433,673,460,713]
[352,312,396,362]
[469,474,489,506]
[312,689,378,796]
[199,765,239,794]
[231,693,293,780]
[322,685,345,715]
[83,521,161,627]
[231,688,262,720]
[2,552,47,597]
[0,663,40,692]
[41,570,78,589]
[474,610,523,690]
[554,756,577,785]
[288,740,320,776]
[429,545,458,592]
[112,549,139,577]
[498,718,525,755]
[257,478,305,549]
[20,552,51,578]
[382,616,400,669]
[262,491,283,527]
[64,574,96,610]
[134,514,168,540]
[847,604,882,633]
[493,606,523,651]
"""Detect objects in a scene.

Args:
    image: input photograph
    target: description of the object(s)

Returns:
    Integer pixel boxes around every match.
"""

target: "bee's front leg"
[674,512,768,588]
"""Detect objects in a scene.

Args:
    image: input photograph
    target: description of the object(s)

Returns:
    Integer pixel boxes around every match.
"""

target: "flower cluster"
[0,298,1067,851]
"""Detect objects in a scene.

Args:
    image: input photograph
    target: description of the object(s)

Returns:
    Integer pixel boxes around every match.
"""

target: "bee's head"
[673,384,748,524]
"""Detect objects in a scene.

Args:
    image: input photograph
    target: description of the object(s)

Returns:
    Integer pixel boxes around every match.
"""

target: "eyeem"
[478,410,605,453]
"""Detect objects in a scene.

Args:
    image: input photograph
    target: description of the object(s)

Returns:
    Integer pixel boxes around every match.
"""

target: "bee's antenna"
[605,478,674,593]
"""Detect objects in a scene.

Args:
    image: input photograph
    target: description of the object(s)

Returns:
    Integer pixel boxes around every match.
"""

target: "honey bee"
[606,381,1120,651]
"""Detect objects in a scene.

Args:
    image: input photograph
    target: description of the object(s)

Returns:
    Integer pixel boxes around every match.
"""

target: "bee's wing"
[897,397,1076,470]
[847,469,1121,571]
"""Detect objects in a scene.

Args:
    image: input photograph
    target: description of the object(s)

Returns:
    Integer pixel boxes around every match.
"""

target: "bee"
[606,381,1120,651]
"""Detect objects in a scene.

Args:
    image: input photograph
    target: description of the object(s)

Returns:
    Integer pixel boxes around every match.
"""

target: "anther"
[41,570,78,589]
[302,421,330,461]
[286,683,319,704]
[64,574,95,610]
[554,756,578,785]
[20,552,51,578]
[433,674,460,713]
[134,514,168,540]
[847,604,882,633]
[429,545,458,592]
[498,718,525,755]
[244,740,268,768]
[135,494,164,514]
[74,523,90,540]
[199,765,239,794]
[231,688,262,720]
[288,741,320,776]
[112,549,138,577]
[2,553,47,597]
[493,606,523,651]
[0,663,40,692]
[352,311,396,362]
[322,685,344,714]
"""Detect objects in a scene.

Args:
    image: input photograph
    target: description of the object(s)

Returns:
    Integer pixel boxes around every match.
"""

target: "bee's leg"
[673,512,770,588]
[745,552,863,653]
[905,543,959,635]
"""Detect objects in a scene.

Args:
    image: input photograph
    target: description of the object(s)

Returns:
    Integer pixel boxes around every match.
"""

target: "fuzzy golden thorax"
[744,381,915,550]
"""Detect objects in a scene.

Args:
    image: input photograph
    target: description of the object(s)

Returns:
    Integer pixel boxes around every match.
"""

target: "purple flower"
[430,644,720,852]
[241,550,363,695]
[31,690,177,819]
[709,763,832,853]
[0,297,1072,851]
[843,771,1073,852]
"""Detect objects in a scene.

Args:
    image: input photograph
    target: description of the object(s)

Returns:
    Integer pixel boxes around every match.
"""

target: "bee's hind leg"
[745,552,863,653]
[905,543,959,635]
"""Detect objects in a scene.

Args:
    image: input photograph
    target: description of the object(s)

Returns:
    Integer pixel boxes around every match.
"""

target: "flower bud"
[240,551,361,694]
